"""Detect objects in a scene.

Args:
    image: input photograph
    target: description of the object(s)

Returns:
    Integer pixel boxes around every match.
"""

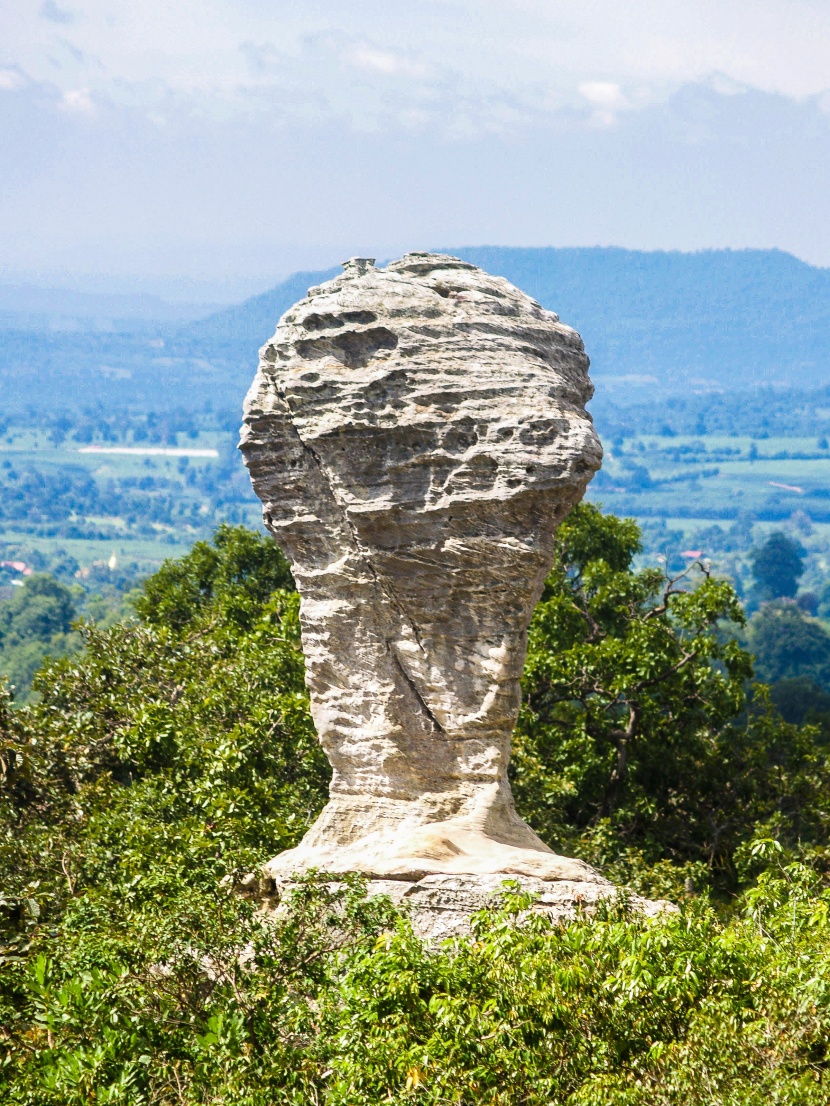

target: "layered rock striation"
[240,252,604,887]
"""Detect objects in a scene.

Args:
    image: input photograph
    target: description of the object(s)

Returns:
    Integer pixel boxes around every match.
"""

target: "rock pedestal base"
[262,873,674,943]
[367,874,673,940]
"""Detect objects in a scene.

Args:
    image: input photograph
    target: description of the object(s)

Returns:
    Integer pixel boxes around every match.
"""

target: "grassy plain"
[0,418,259,577]
[592,433,830,523]
[0,532,191,570]
[582,431,830,595]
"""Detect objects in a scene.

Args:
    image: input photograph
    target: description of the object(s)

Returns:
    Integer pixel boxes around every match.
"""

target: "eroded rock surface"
[240,252,603,885]
[246,874,672,943]
[365,874,671,941]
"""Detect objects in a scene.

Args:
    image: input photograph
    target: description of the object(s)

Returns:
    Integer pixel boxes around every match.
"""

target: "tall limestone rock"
[240,252,610,917]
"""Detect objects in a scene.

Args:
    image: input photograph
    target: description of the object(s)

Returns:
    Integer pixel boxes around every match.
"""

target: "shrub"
[2,517,830,1102]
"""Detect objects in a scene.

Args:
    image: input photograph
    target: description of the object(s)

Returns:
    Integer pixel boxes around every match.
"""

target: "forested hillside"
[450,246,830,391]
[3,247,830,412]
[182,246,830,393]
[3,510,830,1103]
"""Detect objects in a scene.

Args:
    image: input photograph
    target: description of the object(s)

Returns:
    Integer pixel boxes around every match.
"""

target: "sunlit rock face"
[240,252,604,884]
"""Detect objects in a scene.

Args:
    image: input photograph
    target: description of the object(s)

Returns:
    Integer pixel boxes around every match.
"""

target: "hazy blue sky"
[2,0,829,299]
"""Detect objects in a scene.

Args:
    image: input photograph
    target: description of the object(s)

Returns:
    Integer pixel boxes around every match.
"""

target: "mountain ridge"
[189,246,830,393]
[2,247,828,411]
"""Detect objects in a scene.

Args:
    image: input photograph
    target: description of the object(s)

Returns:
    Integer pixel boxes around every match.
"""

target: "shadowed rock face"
[240,252,604,883]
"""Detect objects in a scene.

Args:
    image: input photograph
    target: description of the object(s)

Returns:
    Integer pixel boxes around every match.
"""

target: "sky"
[2,0,830,300]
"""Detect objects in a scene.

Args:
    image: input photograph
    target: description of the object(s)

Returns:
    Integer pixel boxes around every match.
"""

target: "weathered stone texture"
[240,252,603,885]
[366,874,670,941]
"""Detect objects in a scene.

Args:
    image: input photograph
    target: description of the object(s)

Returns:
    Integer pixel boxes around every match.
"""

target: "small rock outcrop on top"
[240,252,607,905]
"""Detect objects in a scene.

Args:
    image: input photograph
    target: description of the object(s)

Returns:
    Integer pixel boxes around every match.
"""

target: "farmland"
[0,410,259,584]
[2,407,830,604]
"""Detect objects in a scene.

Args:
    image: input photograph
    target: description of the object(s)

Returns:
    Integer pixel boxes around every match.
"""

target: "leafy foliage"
[0,525,328,967]
[770,676,830,738]
[2,515,830,1103]
[0,575,80,697]
[748,600,830,688]
[0,569,146,701]
[134,523,294,632]
[749,530,805,601]
[512,504,830,897]
[6,864,830,1103]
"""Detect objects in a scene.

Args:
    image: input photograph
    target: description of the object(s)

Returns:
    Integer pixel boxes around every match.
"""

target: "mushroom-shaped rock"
[240,252,604,885]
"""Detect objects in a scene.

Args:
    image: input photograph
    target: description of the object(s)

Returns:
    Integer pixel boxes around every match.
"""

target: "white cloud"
[1,1,830,282]
[3,73,828,273]
[579,81,625,108]
[578,81,628,126]
[350,45,429,79]
[0,68,26,91]
[60,87,94,113]
[4,0,830,124]
[704,72,750,97]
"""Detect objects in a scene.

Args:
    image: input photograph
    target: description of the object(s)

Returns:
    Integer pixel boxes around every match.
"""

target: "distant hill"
[0,284,219,332]
[191,268,340,348]
[3,248,829,412]
[192,246,830,394]
[0,271,339,413]
[446,247,830,392]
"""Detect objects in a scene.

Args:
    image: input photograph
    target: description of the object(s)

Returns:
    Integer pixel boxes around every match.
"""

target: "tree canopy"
[749,530,805,602]
[2,512,830,1103]
[513,504,830,896]
[747,600,830,688]
[0,575,79,696]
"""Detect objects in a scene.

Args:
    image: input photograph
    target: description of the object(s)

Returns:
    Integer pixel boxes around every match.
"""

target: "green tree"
[135,523,294,631]
[749,530,804,601]
[0,527,327,957]
[0,575,79,696]
[0,575,76,644]
[769,676,830,742]
[3,519,830,1103]
[748,601,830,688]
[511,504,830,896]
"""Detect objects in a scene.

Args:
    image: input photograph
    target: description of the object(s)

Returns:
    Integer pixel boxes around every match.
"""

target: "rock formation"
[240,252,606,892]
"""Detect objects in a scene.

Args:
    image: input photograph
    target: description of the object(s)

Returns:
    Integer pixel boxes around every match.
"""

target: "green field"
[592,434,830,522]
[0,429,228,469]
[0,413,260,578]
[0,532,191,571]
[578,434,830,596]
